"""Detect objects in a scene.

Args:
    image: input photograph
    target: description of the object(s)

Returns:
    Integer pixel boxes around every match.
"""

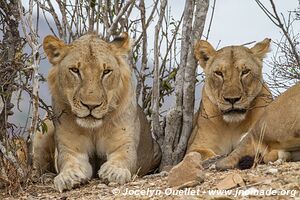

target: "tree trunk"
[151,0,168,144]
[159,0,209,169]
[0,0,23,141]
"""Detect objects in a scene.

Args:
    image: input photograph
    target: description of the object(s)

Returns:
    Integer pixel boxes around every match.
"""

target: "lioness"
[216,83,300,170]
[33,33,161,192]
[186,39,273,160]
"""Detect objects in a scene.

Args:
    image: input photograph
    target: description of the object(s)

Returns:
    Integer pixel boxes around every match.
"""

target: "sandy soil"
[1,161,300,200]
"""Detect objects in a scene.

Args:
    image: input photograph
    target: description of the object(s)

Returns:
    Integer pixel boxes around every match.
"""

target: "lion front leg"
[98,143,137,184]
[54,146,93,192]
[216,133,260,170]
[188,148,217,160]
[32,119,56,177]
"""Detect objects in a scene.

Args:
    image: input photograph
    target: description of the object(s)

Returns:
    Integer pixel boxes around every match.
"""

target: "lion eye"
[103,69,112,76]
[69,67,79,74]
[214,71,223,77]
[242,69,251,76]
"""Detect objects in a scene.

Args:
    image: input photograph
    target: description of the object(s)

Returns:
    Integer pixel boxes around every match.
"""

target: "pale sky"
[205,0,298,45]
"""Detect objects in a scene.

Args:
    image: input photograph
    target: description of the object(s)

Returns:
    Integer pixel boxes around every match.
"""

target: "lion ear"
[43,35,68,65]
[110,32,132,56]
[250,38,271,59]
[194,40,216,69]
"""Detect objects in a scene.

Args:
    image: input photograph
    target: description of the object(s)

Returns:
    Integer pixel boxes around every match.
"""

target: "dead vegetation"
[1,161,300,199]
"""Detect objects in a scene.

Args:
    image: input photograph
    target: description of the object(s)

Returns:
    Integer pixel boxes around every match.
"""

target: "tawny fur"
[33,33,161,192]
[187,39,273,160]
[216,83,300,170]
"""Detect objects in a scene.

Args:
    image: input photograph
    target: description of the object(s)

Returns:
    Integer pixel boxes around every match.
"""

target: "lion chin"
[223,113,246,123]
[76,117,103,129]
[222,109,247,123]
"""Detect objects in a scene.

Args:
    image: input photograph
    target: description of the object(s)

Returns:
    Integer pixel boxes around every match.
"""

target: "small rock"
[216,173,245,190]
[97,183,108,189]
[167,152,204,187]
[148,182,156,187]
[143,171,168,178]
[285,182,300,190]
[210,197,234,200]
[178,197,199,200]
[176,180,200,190]
[108,182,118,187]
[247,176,272,185]
[270,159,284,165]
[267,168,278,174]
[209,163,216,170]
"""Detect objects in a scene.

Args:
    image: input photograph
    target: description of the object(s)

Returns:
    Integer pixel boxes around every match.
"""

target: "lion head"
[43,33,133,128]
[194,38,271,122]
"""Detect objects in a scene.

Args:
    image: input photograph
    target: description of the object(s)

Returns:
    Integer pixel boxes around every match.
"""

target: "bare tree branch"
[151,0,168,142]
[106,0,135,38]
[18,0,41,166]
[205,0,216,40]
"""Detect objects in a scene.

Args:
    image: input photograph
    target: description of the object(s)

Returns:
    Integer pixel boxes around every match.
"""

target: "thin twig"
[205,0,216,40]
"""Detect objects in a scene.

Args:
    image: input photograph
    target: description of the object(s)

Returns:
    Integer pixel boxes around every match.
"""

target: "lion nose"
[81,101,101,111]
[224,97,241,105]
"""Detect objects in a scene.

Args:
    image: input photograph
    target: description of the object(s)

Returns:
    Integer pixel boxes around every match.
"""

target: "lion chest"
[194,116,252,155]
[90,125,137,156]
[216,126,248,154]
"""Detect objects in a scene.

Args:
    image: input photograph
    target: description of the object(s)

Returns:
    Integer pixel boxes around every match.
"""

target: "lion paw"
[54,167,90,192]
[98,162,131,184]
[215,157,237,171]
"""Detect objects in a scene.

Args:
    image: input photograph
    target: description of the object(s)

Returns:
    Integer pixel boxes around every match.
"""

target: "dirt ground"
[1,161,300,200]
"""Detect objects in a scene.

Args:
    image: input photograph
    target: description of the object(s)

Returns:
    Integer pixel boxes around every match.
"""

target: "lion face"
[194,39,271,122]
[43,33,132,128]
[61,52,122,128]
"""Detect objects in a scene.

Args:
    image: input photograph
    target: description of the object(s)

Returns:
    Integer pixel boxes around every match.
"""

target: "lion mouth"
[78,114,103,120]
[222,108,247,115]
[76,115,104,128]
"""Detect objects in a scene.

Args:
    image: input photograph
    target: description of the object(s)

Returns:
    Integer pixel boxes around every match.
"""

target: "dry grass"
[1,161,300,200]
